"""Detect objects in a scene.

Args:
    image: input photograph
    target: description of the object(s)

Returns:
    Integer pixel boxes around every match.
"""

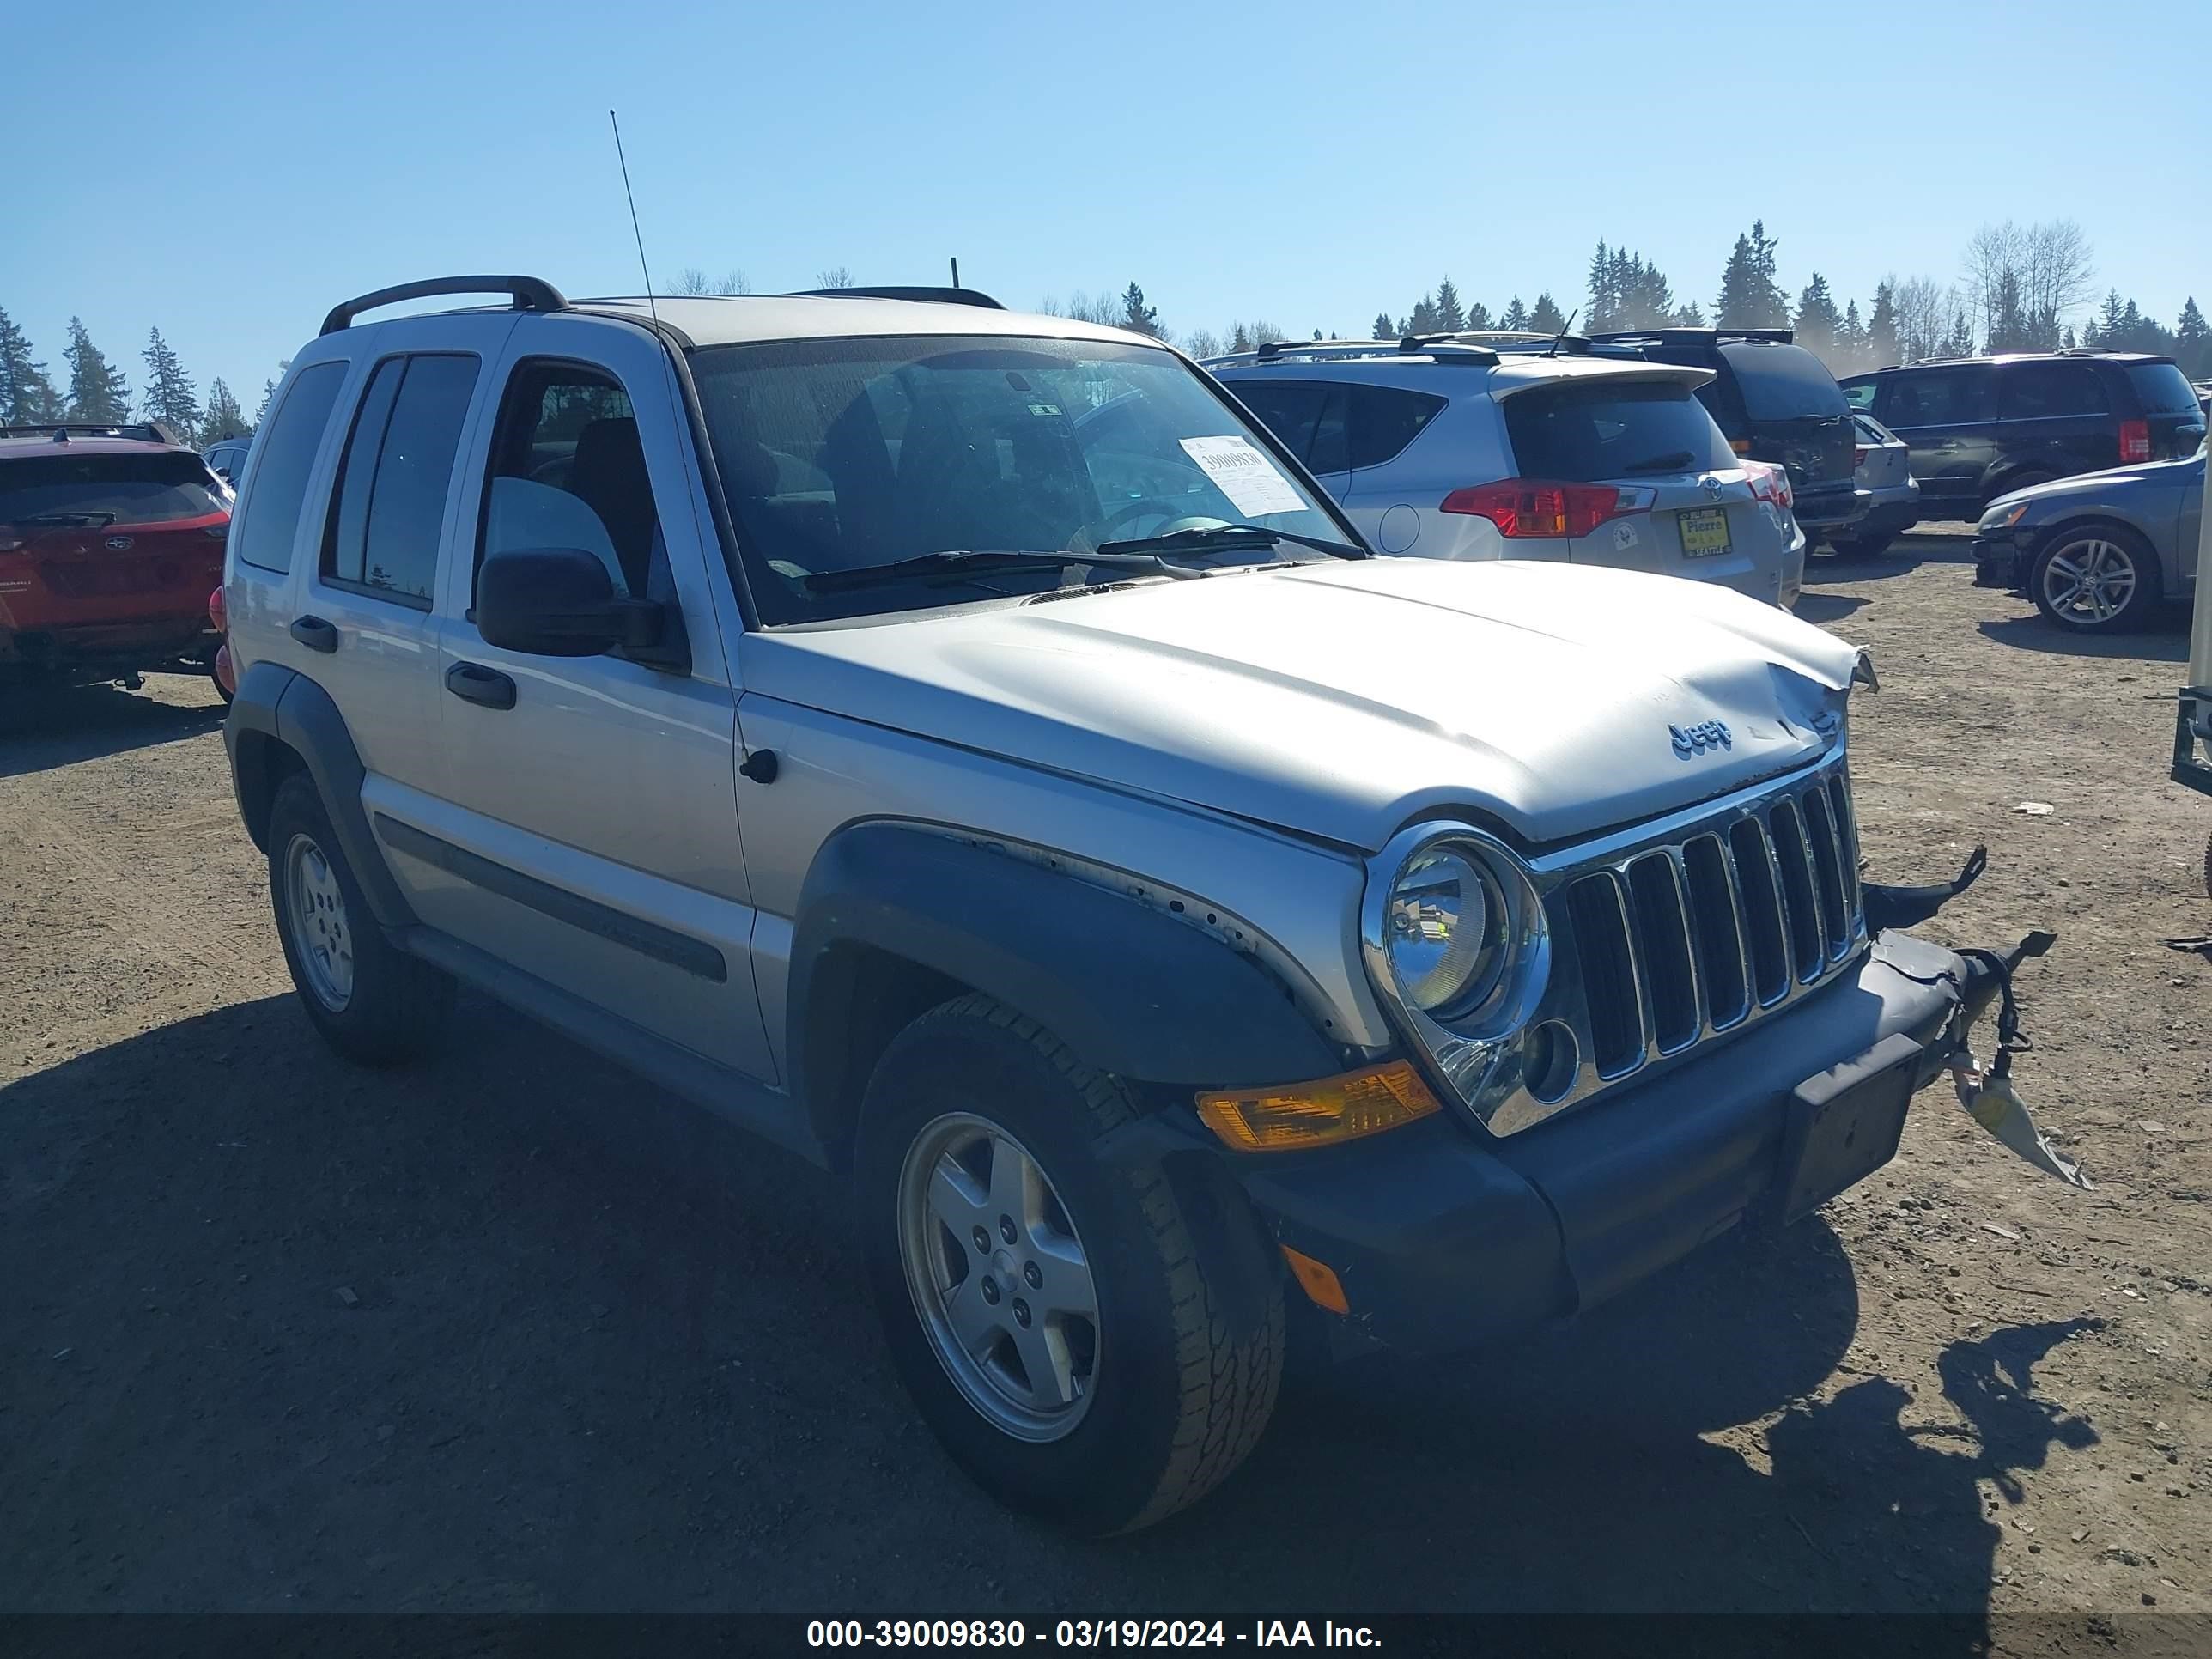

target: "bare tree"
[813,267,854,290]
[1961,219,2094,352]
[2021,219,2094,343]
[671,267,750,295]
[1892,275,1960,363]
[1183,327,1224,360]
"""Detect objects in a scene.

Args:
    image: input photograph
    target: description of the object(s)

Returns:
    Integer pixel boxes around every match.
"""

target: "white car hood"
[749,557,1861,851]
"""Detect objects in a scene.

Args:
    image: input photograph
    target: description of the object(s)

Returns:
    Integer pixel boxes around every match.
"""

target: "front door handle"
[289,615,339,653]
[444,661,517,710]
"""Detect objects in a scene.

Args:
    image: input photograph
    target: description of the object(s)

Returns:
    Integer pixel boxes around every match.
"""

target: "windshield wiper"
[15,511,118,527]
[1620,450,1699,475]
[1094,523,1365,561]
[800,548,1200,594]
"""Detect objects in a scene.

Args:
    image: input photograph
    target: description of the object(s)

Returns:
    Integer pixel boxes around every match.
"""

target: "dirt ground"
[3,530,2208,1643]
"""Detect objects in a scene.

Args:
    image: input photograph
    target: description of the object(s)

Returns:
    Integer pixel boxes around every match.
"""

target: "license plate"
[1774,1031,1920,1224]
[1677,506,1732,558]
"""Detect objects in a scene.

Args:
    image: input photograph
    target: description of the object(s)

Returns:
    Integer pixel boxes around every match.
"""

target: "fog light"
[1196,1060,1440,1152]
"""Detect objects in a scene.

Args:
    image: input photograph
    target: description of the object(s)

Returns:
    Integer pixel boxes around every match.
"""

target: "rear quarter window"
[1502,380,1736,481]
[1346,386,1447,470]
[234,360,348,573]
[2125,362,2200,416]
[1719,343,1849,422]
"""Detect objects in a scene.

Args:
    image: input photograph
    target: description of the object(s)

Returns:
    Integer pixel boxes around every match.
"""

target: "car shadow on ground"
[1974,614,2190,664]
[1791,592,1869,625]
[0,994,2103,1631]
[0,678,224,779]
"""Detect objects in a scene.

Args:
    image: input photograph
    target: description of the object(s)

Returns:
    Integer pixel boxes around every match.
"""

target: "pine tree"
[1371,311,1395,342]
[1527,292,1567,335]
[1466,301,1492,331]
[63,318,131,423]
[1866,281,1899,366]
[1119,283,1159,337]
[202,377,249,441]
[1836,300,1866,372]
[1228,324,1252,354]
[1587,241,1616,331]
[1793,273,1841,356]
[1714,222,1788,329]
[2173,297,2209,379]
[0,305,63,424]
[1986,270,2032,353]
[253,359,292,425]
[1405,295,1440,336]
[139,326,201,441]
[1501,296,1529,331]
[1673,301,1705,328]
[1433,276,1465,333]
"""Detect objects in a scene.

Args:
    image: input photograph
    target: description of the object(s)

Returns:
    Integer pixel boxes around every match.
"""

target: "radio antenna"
[608,110,659,323]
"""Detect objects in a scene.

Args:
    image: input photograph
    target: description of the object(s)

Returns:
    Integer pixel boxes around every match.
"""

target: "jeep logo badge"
[1670,720,1733,757]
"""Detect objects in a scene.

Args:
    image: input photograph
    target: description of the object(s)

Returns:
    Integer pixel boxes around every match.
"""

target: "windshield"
[1502,380,1738,481]
[0,450,227,527]
[1721,342,1850,422]
[2126,361,2200,416]
[690,335,1351,623]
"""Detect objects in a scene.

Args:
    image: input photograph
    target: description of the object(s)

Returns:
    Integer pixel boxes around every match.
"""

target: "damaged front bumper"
[1231,928,2068,1355]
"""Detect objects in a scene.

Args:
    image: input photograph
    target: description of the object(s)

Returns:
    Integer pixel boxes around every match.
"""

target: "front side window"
[1503,380,1737,482]
[0,451,225,527]
[1878,366,1995,428]
[477,361,666,602]
[690,336,1349,623]
[233,360,346,572]
[322,354,479,606]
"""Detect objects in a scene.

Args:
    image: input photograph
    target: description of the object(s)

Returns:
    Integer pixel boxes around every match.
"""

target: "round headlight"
[1384,844,1508,1015]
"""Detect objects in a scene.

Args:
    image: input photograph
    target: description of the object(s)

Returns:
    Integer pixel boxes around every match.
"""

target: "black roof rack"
[320,275,568,337]
[0,421,182,444]
[1589,326,1796,346]
[790,285,1003,309]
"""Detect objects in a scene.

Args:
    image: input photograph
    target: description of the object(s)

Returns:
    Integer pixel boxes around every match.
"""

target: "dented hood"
[749,557,1861,851]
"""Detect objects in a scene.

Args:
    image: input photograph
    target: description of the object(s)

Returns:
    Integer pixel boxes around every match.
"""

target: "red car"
[0,422,232,698]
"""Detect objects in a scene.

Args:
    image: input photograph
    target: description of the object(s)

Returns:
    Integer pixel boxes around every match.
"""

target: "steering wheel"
[1091,500,1230,542]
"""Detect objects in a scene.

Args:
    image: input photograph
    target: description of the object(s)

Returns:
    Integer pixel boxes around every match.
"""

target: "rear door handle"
[289,615,339,653]
[445,661,517,710]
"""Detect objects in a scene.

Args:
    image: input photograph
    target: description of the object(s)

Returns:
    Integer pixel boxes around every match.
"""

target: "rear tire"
[2029,523,2159,632]
[266,774,452,1065]
[855,994,1284,1535]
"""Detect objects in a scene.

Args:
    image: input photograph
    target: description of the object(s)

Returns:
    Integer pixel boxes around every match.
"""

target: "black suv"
[1839,351,2206,518]
[1589,328,1865,539]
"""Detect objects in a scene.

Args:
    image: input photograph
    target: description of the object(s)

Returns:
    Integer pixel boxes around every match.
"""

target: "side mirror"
[476,546,677,663]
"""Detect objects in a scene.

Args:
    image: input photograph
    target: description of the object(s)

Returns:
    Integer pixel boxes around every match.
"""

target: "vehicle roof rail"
[319,275,568,337]
[1589,326,1796,347]
[0,421,176,443]
[791,285,1004,308]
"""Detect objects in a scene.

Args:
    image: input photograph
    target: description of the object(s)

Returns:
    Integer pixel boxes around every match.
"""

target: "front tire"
[266,773,452,1065]
[855,994,1283,1534]
[2030,524,2159,631]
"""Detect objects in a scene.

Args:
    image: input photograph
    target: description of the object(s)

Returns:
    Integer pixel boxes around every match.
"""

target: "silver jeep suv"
[223,275,2052,1534]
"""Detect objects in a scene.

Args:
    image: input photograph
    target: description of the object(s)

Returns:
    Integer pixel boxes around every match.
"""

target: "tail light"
[1747,461,1794,512]
[2118,419,2151,463]
[1440,480,1654,539]
[215,642,236,696]
[1852,447,1869,467]
[208,585,227,633]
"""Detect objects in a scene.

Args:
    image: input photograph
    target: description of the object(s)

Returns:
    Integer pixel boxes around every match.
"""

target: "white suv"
[1209,338,1807,609]
[223,276,2050,1534]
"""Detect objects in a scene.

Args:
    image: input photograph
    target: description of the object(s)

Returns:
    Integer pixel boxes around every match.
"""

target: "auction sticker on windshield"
[1179,436,1306,517]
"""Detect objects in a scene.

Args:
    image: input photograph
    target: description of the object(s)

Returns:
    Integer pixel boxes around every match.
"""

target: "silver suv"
[222,276,2056,1534]
[1208,338,1808,609]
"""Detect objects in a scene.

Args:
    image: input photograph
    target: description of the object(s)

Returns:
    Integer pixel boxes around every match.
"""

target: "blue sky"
[9,0,2208,408]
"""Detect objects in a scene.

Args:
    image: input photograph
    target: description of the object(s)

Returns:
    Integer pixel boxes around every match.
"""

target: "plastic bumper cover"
[1233,931,1991,1355]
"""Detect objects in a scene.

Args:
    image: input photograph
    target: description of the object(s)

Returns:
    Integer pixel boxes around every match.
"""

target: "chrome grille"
[1547,757,1863,1097]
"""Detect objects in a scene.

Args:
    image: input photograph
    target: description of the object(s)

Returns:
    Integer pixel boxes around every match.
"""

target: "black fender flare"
[788,822,1345,1111]
[224,659,417,928]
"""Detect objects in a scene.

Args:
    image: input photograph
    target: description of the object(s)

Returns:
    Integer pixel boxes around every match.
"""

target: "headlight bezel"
[1360,822,1552,1109]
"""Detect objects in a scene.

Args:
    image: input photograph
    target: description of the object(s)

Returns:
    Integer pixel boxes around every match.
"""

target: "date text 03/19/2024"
[805,1620,1382,1649]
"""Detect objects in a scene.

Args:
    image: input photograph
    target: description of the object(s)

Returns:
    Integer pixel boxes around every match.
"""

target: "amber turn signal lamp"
[1195,1060,1441,1152]
[1279,1244,1349,1315]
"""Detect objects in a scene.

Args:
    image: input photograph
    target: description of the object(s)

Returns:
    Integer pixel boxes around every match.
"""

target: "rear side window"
[1840,380,1877,410]
[1502,380,1736,482]
[1719,343,1849,422]
[1878,366,1995,428]
[1346,386,1447,470]
[2002,362,2108,420]
[232,360,346,573]
[2125,361,2200,416]
[0,451,224,527]
[321,354,480,606]
[1229,380,1333,466]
